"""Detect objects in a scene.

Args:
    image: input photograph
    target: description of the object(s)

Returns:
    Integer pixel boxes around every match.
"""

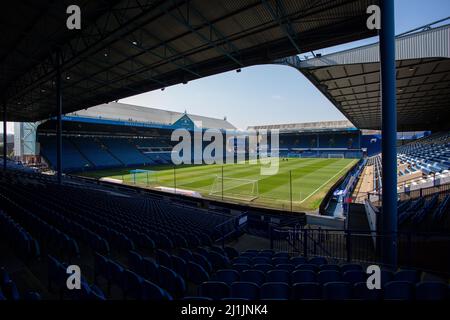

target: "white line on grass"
[299,160,356,204]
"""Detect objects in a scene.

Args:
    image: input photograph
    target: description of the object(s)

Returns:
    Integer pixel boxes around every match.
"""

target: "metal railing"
[270,226,450,276]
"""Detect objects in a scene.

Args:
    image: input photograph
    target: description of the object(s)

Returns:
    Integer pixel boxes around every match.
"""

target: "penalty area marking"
[299,160,356,204]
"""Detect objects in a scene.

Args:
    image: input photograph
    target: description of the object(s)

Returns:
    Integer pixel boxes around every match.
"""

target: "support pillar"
[380,0,397,268]
[56,51,63,184]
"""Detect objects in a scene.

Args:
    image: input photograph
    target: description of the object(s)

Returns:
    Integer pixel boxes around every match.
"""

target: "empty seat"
[415,281,448,300]
[233,257,251,265]
[128,250,143,274]
[192,253,212,274]
[142,279,171,300]
[159,266,186,298]
[266,270,290,284]
[340,263,363,273]
[142,257,159,282]
[241,270,266,286]
[230,282,260,300]
[186,262,209,285]
[317,270,341,284]
[260,282,290,300]
[232,263,251,273]
[213,269,240,286]
[291,270,316,283]
[308,257,327,266]
[273,252,289,259]
[342,270,366,284]
[275,264,294,272]
[2,280,20,300]
[393,269,420,283]
[323,282,352,300]
[209,252,230,269]
[292,282,322,300]
[155,249,173,268]
[252,257,271,265]
[384,281,414,300]
[272,257,289,265]
[254,264,273,273]
[319,264,340,272]
[290,256,307,266]
[171,255,187,278]
[199,281,230,300]
[123,269,143,299]
[295,264,318,273]
[381,270,394,287]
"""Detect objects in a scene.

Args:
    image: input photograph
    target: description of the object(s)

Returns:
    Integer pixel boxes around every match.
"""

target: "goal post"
[209,175,259,201]
[328,153,345,159]
[129,169,158,186]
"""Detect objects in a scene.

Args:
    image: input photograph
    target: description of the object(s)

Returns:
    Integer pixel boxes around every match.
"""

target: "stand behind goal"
[209,175,259,201]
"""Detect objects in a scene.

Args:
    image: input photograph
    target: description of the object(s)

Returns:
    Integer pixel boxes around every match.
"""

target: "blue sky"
[120,0,450,130]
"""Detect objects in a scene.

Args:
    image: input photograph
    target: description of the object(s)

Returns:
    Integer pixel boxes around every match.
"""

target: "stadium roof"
[68,102,236,130]
[284,23,450,131]
[247,120,355,131]
[1,0,378,122]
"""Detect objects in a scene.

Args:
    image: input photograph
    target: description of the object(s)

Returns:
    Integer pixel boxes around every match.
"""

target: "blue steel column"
[380,0,397,268]
[56,51,63,184]
[3,103,6,170]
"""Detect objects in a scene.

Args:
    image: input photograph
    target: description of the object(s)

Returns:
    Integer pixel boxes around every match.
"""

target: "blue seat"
[123,269,143,299]
[275,264,294,272]
[200,281,230,300]
[290,256,307,266]
[233,257,251,265]
[108,260,124,287]
[323,282,352,300]
[192,252,212,274]
[342,270,366,284]
[266,270,290,284]
[256,252,274,258]
[292,282,322,300]
[317,270,341,284]
[384,281,414,300]
[291,270,316,283]
[88,285,105,300]
[142,279,171,300]
[213,269,240,286]
[241,270,266,286]
[0,289,5,300]
[128,251,143,274]
[159,266,186,298]
[230,282,260,300]
[155,249,173,268]
[393,269,420,283]
[209,251,230,269]
[179,248,194,262]
[0,267,10,286]
[232,263,251,273]
[142,257,159,282]
[260,282,290,300]
[340,263,363,273]
[353,282,381,300]
[381,270,394,287]
[171,255,187,278]
[252,257,271,265]
[94,252,110,284]
[272,257,289,265]
[295,264,318,273]
[254,264,273,273]
[319,264,340,272]
[273,252,289,259]
[308,257,327,266]
[415,281,448,300]
[187,261,209,284]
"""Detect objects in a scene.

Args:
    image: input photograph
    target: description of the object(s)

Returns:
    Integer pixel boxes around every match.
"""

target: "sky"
[3,0,450,133]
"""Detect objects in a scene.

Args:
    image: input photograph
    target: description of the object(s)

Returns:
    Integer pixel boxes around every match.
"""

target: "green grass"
[77,158,357,212]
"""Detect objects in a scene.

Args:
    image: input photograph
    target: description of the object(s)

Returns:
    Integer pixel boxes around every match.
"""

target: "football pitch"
[78,158,357,212]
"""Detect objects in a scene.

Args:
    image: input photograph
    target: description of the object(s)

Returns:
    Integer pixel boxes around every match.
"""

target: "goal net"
[209,175,259,201]
[129,169,158,186]
[328,153,345,159]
